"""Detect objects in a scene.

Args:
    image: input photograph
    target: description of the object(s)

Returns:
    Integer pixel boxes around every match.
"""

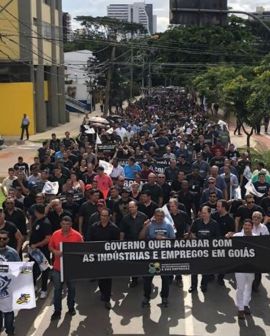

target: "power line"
[0,0,14,15]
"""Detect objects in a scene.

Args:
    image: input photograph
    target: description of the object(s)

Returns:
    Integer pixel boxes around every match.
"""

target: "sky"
[62,0,270,32]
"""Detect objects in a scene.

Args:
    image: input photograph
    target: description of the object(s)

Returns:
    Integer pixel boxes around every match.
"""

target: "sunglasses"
[247,201,255,204]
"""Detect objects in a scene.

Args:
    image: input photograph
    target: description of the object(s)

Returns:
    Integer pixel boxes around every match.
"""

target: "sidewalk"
[227,117,270,151]
[0,107,102,178]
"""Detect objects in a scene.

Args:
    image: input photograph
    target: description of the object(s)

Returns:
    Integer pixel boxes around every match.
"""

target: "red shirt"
[94,174,113,199]
[49,228,83,271]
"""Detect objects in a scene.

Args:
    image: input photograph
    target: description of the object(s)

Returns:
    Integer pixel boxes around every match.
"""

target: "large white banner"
[0,262,36,312]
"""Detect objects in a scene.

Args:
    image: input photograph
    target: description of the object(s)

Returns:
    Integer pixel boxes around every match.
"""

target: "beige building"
[0,0,68,136]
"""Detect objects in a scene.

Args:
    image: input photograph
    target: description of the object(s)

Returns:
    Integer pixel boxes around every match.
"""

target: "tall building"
[63,12,72,42]
[250,6,270,22]
[107,2,156,35]
[65,50,93,113]
[170,0,228,26]
[0,0,67,136]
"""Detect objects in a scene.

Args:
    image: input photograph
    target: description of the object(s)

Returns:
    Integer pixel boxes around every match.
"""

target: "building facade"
[0,0,68,136]
[107,2,156,35]
[250,7,270,22]
[170,0,228,26]
[65,50,93,113]
[63,12,72,42]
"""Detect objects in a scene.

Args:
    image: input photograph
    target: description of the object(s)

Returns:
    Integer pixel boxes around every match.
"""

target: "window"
[0,63,31,83]
[41,22,52,39]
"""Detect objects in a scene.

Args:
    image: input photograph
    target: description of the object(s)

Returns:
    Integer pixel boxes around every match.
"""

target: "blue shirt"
[124,164,141,179]
[146,221,176,240]
[0,246,20,262]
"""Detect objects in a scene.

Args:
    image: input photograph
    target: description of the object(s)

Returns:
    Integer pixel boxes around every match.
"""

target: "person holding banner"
[139,208,175,308]
[88,208,120,309]
[0,229,20,336]
[120,201,148,288]
[189,206,220,293]
[49,216,83,320]
[251,211,269,292]
[229,219,256,320]
[29,204,52,299]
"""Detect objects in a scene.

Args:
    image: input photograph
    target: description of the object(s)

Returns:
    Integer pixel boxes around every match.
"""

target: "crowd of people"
[0,87,270,334]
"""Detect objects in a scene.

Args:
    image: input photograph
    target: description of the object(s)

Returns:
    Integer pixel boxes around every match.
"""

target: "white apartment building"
[107,2,156,35]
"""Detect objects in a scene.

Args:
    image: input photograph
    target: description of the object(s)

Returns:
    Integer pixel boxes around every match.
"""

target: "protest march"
[1,87,270,335]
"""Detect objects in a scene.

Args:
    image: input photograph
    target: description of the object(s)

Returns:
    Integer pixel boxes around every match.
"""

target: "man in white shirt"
[233,219,255,320]
[1,168,17,197]
[110,159,125,180]
[251,211,269,292]
[115,124,127,141]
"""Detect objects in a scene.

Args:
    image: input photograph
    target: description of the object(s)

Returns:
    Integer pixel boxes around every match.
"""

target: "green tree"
[192,66,236,114]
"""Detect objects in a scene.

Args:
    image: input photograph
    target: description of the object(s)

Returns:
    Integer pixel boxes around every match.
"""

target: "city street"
[15,275,270,336]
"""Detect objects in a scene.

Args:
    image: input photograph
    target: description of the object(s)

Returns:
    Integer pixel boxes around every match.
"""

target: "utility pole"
[130,45,134,100]
[141,51,145,89]
[148,59,152,90]
[104,46,116,116]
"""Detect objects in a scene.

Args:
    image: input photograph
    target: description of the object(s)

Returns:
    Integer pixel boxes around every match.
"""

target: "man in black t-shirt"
[0,208,23,253]
[46,199,72,233]
[4,198,27,241]
[113,189,132,226]
[142,173,163,207]
[78,189,99,238]
[88,208,120,309]
[235,194,265,232]
[189,206,220,293]
[120,201,148,287]
[138,190,158,219]
[212,200,235,285]
[29,204,52,299]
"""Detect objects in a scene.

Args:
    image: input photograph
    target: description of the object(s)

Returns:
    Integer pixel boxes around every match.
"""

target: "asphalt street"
[13,274,270,336]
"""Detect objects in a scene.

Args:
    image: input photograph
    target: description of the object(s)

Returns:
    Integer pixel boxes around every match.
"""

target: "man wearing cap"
[94,166,113,199]
[113,188,132,226]
[29,204,52,299]
[85,199,107,239]
[49,215,83,320]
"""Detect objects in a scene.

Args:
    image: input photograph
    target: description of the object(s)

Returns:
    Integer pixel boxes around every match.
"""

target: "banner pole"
[60,242,64,282]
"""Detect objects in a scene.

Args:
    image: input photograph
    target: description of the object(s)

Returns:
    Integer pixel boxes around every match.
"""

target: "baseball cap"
[121,187,130,194]
[85,184,93,191]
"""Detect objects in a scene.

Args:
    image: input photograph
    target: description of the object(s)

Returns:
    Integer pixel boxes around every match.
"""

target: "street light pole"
[170,8,270,34]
